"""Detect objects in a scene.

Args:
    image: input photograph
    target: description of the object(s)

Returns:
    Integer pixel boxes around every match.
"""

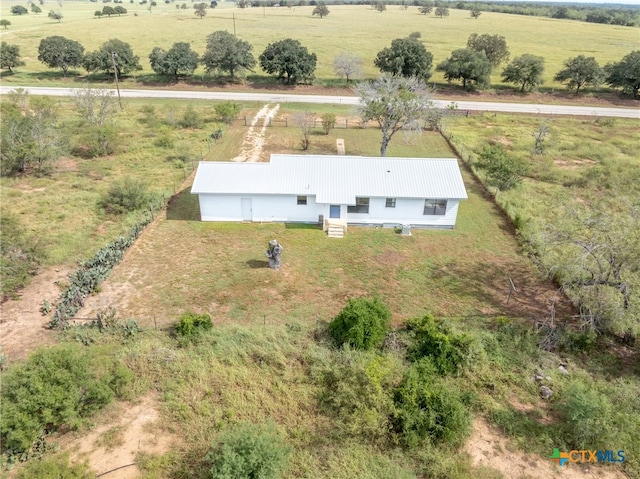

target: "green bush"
[214,102,241,125]
[406,314,473,375]
[206,422,291,479]
[100,178,151,215]
[15,454,93,479]
[175,312,213,337]
[0,213,44,297]
[0,344,132,453]
[556,380,614,449]
[328,297,391,350]
[180,105,202,129]
[75,125,118,158]
[392,362,471,448]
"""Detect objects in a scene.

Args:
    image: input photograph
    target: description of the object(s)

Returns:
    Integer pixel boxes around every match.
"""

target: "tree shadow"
[166,187,200,221]
[246,259,269,269]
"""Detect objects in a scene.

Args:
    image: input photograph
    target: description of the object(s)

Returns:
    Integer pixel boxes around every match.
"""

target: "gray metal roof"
[191,155,468,204]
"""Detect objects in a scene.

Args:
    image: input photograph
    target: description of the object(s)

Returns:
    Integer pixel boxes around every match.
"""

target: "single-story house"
[191,154,467,232]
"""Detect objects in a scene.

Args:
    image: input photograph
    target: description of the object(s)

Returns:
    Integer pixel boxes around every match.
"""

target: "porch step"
[327,226,344,238]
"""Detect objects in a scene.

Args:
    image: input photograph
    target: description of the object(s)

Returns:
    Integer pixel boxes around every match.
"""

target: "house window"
[385,198,396,208]
[348,197,370,214]
[424,199,447,215]
[297,195,307,205]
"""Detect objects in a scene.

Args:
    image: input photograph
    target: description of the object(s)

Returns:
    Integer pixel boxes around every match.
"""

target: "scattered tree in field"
[531,118,550,155]
[333,52,363,83]
[374,1,386,12]
[149,42,199,78]
[419,2,433,15]
[554,55,605,94]
[437,48,492,90]
[259,38,317,84]
[467,33,509,67]
[94,10,104,17]
[501,54,545,92]
[11,5,29,15]
[100,178,150,214]
[214,101,241,124]
[0,42,25,72]
[321,112,336,134]
[470,6,481,18]
[236,0,248,8]
[37,36,84,76]
[31,4,42,13]
[114,5,127,14]
[201,31,256,81]
[355,75,437,157]
[0,19,11,28]
[476,143,528,191]
[72,86,117,126]
[102,5,116,15]
[194,2,206,18]
[434,5,449,17]
[83,39,142,76]
[48,9,62,21]
[329,297,391,350]
[605,50,640,99]
[374,37,433,81]
[312,2,329,17]
[292,110,316,150]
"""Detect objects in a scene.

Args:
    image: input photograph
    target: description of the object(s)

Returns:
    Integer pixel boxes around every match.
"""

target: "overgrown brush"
[328,297,390,350]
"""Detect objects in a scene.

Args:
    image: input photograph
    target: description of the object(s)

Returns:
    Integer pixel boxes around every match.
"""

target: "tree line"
[2,33,639,98]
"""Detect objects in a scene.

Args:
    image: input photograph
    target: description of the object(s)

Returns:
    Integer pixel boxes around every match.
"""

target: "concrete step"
[327,226,344,238]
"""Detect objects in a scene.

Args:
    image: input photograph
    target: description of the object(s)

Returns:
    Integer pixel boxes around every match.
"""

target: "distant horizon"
[465,0,640,5]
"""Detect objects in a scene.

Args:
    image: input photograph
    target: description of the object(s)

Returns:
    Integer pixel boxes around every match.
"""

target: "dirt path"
[231,104,280,163]
[0,267,71,364]
[465,418,627,479]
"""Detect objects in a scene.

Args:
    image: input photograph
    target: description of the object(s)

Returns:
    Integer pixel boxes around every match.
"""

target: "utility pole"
[111,52,123,111]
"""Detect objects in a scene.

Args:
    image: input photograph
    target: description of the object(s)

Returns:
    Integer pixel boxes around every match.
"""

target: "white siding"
[199,194,460,228]
[199,194,324,223]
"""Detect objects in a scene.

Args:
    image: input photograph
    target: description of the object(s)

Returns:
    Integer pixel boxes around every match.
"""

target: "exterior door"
[241,198,252,221]
[329,205,340,219]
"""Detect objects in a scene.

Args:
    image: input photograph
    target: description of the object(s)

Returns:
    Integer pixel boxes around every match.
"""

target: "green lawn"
[1,1,637,90]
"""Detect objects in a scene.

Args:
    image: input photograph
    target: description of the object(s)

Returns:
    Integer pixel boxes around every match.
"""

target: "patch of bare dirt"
[464,418,627,479]
[0,266,71,364]
[62,394,172,479]
[554,158,597,170]
[231,104,280,162]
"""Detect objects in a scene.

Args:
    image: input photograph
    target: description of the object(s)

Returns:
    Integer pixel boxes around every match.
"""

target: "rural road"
[1,86,638,118]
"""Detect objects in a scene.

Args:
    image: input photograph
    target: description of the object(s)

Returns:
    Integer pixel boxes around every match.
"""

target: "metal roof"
[191,155,468,204]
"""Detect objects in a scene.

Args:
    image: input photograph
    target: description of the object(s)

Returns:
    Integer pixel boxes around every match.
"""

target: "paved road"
[1,86,638,119]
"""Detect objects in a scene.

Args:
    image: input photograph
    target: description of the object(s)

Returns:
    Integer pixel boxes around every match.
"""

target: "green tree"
[476,143,528,191]
[312,1,329,17]
[328,297,391,350]
[149,42,199,78]
[194,2,207,18]
[31,4,42,13]
[259,38,317,84]
[201,31,256,81]
[114,5,127,14]
[333,52,363,83]
[470,6,481,18]
[374,1,386,12]
[437,48,492,90]
[214,101,242,124]
[94,10,104,17]
[419,1,433,14]
[0,19,11,28]
[501,54,545,92]
[48,9,62,21]
[100,178,151,214]
[37,36,84,76]
[83,38,142,76]
[356,75,437,156]
[102,5,116,16]
[554,55,604,94]
[11,5,29,14]
[207,422,291,479]
[434,5,449,17]
[0,42,25,72]
[605,50,640,99]
[374,37,433,80]
[466,33,510,67]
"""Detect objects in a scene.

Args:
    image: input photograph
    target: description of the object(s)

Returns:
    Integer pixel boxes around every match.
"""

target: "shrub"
[556,380,614,449]
[180,105,202,128]
[75,125,118,158]
[0,213,44,297]
[174,312,213,337]
[100,178,150,215]
[392,362,471,448]
[407,314,473,375]
[16,454,93,479]
[321,112,336,134]
[329,297,390,350]
[206,422,291,479]
[0,344,132,453]
[214,102,241,125]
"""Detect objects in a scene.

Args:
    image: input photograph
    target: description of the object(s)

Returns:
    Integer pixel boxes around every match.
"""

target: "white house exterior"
[191,154,467,229]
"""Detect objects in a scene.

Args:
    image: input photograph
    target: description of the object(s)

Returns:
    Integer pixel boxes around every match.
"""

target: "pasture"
[1,0,638,90]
